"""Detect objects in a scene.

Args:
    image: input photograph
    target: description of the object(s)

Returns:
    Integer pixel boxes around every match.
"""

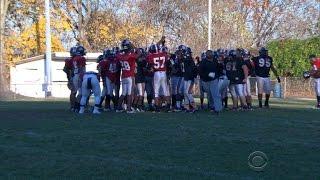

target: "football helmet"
[75,45,86,56]
[69,46,77,57]
[213,51,219,59]
[113,47,120,54]
[259,47,268,56]
[201,51,206,60]
[149,44,160,54]
[303,71,311,79]
[161,45,168,53]
[121,39,132,51]
[229,49,236,57]
[97,55,104,63]
[137,48,146,56]
[103,48,115,59]
[177,45,187,52]
[185,47,192,57]
[242,49,250,55]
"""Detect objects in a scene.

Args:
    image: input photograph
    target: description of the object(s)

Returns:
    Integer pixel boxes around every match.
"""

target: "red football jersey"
[147,52,168,72]
[312,58,320,70]
[72,56,86,68]
[117,53,137,78]
[72,56,86,78]
[98,60,108,78]
[106,58,120,83]
[64,57,73,70]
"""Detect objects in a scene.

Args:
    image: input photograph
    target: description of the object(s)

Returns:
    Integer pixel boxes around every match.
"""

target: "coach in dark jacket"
[198,50,222,113]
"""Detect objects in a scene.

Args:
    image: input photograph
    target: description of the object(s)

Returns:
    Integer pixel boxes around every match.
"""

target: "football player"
[144,59,155,111]
[116,39,137,113]
[79,71,101,114]
[182,47,197,112]
[63,46,77,111]
[198,52,212,109]
[98,49,120,111]
[133,48,147,112]
[242,49,254,109]
[146,43,171,112]
[113,46,121,108]
[252,47,280,108]
[72,45,87,112]
[225,49,249,110]
[198,50,222,114]
[217,51,229,109]
[97,54,106,109]
[170,46,185,111]
[308,54,320,108]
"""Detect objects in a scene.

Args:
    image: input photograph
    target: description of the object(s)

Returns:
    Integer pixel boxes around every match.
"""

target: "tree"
[52,0,158,51]
[4,0,70,63]
[267,36,320,76]
[4,16,67,65]
[0,0,10,95]
[239,0,319,48]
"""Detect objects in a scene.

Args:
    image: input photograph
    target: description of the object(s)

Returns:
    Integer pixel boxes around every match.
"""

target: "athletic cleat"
[135,108,141,112]
[116,109,124,113]
[104,108,111,112]
[127,109,136,114]
[166,109,172,113]
[231,107,238,111]
[240,106,248,111]
[147,106,155,112]
[187,109,196,113]
[93,110,101,114]
[136,108,144,112]
[79,108,85,114]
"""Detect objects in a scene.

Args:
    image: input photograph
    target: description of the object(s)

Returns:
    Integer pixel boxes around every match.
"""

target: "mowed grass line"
[0,99,319,179]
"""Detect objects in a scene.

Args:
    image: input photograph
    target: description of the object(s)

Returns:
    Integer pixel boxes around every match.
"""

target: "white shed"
[10,52,101,98]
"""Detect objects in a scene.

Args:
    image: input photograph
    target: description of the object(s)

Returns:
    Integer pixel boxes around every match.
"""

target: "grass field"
[0,98,319,179]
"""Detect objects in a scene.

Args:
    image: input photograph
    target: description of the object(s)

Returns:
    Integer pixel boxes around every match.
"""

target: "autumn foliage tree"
[5,0,68,64]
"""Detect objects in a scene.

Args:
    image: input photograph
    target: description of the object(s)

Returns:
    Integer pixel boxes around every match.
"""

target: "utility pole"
[208,0,212,50]
[44,0,52,97]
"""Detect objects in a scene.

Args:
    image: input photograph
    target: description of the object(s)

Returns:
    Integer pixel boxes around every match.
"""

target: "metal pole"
[44,0,52,97]
[208,0,212,50]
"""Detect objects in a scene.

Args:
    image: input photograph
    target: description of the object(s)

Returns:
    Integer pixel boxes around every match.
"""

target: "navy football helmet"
[229,49,236,57]
[121,39,132,51]
[75,45,86,56]
[69,46,77,57]
[113,46,120,54]
[97,55,104,63]
[259,47,268,56]
[149,44,160,54]
[201,51,206,60]
[213,51,219,59]
[161,45,168,53]
[177,45,187,52]
[103,48,115,59]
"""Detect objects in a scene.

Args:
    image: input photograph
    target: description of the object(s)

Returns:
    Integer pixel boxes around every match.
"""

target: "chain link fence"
[192,77,316,99]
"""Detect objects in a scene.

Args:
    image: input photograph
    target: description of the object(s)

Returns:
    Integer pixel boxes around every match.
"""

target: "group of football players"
[63,36,320,114]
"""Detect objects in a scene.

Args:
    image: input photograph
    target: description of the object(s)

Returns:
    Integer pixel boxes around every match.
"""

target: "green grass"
[0,98,319,179]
